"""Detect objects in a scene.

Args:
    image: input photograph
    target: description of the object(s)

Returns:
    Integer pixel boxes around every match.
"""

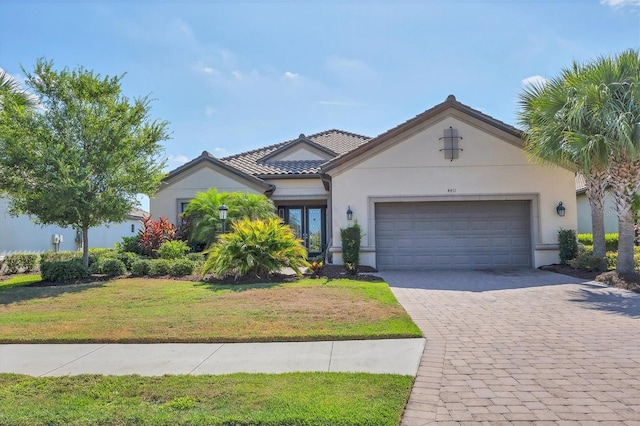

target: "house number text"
[447,188,456,193]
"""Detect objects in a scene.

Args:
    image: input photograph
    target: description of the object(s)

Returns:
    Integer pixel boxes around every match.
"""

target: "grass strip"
[0,372,413,426]
[0,274,41,289]
[0,278,422,343]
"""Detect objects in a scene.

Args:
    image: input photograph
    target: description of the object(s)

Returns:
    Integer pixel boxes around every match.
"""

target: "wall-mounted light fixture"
[556,202,566,217]
[346,206,353,221]
[218,204,229,233]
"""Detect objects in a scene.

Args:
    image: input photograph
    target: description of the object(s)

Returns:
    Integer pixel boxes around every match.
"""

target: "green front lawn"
[0,372,412,425]
[0,277,421,343]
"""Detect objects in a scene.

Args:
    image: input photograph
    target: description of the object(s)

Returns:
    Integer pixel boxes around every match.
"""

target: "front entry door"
[281,206,326,257]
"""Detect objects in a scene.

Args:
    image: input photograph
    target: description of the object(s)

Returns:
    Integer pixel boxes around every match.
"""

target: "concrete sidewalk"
[0,338,425,377]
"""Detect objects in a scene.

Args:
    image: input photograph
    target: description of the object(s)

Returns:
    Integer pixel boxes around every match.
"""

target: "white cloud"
[521,75,549,88]
[205,106,217,117]
[284,71,299,79]
[600,0,640,7]
[325,56,377,83]
[168,154,190,165]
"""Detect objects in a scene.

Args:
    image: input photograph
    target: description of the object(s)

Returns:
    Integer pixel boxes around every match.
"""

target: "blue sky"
[1,0,638,209]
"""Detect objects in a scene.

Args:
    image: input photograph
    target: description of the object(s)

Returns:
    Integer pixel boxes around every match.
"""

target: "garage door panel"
[375,201,531,270]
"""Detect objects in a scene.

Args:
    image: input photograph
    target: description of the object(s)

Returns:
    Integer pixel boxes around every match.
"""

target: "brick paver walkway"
[380,270,640,425]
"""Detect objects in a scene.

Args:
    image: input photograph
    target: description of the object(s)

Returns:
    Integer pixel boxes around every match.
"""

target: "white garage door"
[375,201,532,270]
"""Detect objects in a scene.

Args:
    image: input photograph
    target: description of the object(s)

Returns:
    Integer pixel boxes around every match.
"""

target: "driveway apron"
[380,270,640,425]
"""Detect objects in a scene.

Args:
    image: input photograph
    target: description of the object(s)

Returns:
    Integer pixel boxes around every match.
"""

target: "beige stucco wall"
[328,111,577,269]
[266,178,328,202]
[150,163,261,225]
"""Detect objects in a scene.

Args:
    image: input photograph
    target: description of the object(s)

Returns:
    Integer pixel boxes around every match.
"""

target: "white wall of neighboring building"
[327,111,577,268]
[576,192,619,235]
[0,198,142,257]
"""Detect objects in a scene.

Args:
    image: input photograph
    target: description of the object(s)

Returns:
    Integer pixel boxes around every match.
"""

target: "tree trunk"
[82,227,89,268]
[583,169,608,259]
[609,159,640,274]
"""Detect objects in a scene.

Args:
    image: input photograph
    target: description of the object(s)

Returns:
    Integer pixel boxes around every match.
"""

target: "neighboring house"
[151,95,577,270]
[0,197,146,257]
[575,174,639,235]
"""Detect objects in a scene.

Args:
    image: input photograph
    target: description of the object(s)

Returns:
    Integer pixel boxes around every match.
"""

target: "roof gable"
[162,151,273,192]
[259,134,337,163]
[321,95,524,174]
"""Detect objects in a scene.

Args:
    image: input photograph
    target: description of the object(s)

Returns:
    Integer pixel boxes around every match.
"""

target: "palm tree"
[227,192,277,221]
[182,188,229,247]
[518,67,610,261]
[584,50,640,273]
[518,49,640,273]
[0,69,38,110]
[182,190,278,249]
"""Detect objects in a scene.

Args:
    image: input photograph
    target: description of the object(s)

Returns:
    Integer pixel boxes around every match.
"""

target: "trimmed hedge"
[170,259,196,276]
[4,254,39,274]
[148,259,172,276]
[558,229,578,265]
[577,233,619,252]
[41,259,88,282]
[131,259,151,277]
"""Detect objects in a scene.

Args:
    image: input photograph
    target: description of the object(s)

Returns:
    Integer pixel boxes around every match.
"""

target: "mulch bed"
[539,264,640,293]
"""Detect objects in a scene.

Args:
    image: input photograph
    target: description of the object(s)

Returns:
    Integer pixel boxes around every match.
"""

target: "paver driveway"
[380,270,640,425]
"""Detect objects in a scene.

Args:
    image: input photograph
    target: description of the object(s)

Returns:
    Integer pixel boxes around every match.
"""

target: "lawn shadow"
[567,284,640,319]
[0,281,105,305]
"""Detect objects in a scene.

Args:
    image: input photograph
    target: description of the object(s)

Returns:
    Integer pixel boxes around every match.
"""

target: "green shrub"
[558,228,578,265]
[170,259,196,276]
[41,259,88,282]
[341,222,361,274]
[4,254,39,274]
[576,233,619,252]
[569,250,605,271]
[148,259,172,276]
[186,252,206,263]
[40,251,80,266]
[116,235,146,255]
[157,240,191,260]
[130,259,151,277]
[100,259,127,277]
[202,218,309,279]
[115,252,138,270]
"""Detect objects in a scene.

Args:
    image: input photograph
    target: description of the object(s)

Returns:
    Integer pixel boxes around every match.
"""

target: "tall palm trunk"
[609,159,640,274]
[583,168,608,259]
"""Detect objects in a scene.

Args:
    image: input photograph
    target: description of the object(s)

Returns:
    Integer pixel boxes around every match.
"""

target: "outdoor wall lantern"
[219,204,229,233]
[347,206,353,221]
[556,202,566,217]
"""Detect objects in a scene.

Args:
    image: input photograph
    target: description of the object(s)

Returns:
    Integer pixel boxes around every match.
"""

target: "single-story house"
[0,197,146,257]
[151,95,577,270]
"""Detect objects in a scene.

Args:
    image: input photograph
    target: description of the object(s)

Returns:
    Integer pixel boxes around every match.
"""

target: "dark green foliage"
[569,250,605,271]
[157,240,190,260]
[186,252,206,263]
[148,259,172,276]
[115,252,138,270]
[0,59,169,267]
[130,259,151,277]
[341,222,362,274]
[202,218,309,279]
[3,254,38,274]
[170,259,196,276]
[99,259,127,277]
[116,235,146,255]
[41,259,88,282]
[558,228,578,264]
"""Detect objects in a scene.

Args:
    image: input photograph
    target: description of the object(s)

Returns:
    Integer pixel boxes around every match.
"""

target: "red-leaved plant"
[139,215,177,257]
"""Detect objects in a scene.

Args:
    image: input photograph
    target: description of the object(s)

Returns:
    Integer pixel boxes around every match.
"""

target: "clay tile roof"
[219,129,370,176]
